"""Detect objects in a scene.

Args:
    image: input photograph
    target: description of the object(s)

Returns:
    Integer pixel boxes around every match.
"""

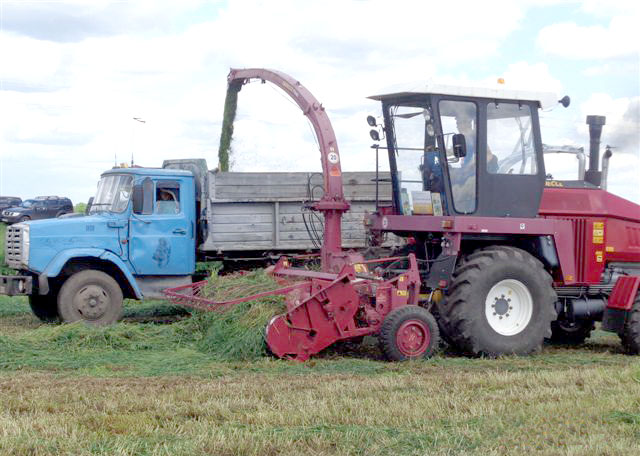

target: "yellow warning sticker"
[606,246,615,252]
[354,264,368,273]
[397,290,408,297]
[595,251,603,262]
[593,222,604,244]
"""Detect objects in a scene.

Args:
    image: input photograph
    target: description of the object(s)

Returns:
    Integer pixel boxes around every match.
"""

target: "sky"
[0,0,638,205]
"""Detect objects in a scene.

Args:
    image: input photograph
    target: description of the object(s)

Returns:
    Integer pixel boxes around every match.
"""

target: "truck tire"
[57,270,123,325]
[379,306,439,361]
[29,295,60,322]
[621,293,640,354]
[549,318,594,345]
[438,246,557,356]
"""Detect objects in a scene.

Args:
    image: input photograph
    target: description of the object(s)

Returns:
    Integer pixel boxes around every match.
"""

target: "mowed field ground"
[0,224,639,455]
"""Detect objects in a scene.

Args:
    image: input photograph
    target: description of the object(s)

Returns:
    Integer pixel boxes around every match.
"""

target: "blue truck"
[0,160,391,325]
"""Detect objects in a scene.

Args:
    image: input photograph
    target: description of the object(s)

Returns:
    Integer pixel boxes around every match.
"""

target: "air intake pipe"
[585,115,606,187]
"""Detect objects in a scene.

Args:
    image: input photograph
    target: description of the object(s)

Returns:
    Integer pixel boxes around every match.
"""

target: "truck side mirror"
[452,133,467,158]
[132,178,153,215]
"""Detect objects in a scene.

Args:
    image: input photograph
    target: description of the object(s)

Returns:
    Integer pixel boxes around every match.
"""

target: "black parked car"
[0,196,22,213]
[1,196,74,224]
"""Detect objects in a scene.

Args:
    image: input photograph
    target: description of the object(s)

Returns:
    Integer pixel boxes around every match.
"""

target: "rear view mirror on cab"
[452,133,467,158]
[132,177,153,215]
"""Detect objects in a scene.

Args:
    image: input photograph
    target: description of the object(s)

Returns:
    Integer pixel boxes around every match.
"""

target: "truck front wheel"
[57,270,123,325]
[29,295,59,322]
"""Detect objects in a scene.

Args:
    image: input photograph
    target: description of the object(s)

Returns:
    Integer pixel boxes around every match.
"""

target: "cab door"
[128,178,196,275]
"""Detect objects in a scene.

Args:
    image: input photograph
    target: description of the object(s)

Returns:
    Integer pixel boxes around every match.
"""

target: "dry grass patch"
[1,361,639,455]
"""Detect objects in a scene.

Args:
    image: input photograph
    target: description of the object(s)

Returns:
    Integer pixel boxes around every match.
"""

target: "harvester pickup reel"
[164,254,440,361]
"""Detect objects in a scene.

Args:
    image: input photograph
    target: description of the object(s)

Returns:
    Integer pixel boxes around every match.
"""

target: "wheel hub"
[75,285,109,320]
[396,320,430,357]
[492,296,512,316]
[485,279,533,336]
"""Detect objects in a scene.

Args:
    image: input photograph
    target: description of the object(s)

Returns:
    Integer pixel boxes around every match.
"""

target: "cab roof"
[369,81,559,110]
[101,167,193,178]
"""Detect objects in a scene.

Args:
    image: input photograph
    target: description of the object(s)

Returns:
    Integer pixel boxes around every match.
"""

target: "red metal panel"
[368,213,578,284]
[540,187,640,284]
[607,276,640,310]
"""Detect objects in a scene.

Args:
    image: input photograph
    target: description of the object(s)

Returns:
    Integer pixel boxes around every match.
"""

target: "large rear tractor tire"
[379,306,440,361]
[438,246,557,356]
[29,295,60,322]
[621,292,640,354]
[549,318,594,345]
[57,270,123,326]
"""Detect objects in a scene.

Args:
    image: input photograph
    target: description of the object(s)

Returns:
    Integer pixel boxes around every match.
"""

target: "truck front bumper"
[0,275,33,296]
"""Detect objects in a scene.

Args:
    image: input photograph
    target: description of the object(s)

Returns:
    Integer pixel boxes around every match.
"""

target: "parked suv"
[0,196,22,213]
[1,196,73,224]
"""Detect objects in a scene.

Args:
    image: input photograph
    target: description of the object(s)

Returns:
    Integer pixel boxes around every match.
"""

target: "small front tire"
[379,306,439,361]
[57,270,123,325]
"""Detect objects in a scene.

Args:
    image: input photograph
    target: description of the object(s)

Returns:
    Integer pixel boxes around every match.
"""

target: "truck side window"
[155,182,180,214]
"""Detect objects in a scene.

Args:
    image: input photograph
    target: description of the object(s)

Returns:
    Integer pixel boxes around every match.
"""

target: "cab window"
[155,181,181,214]
[487,103,536,175]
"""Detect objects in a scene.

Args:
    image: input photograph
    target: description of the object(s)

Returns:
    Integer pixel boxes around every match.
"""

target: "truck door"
[128,179,196,275]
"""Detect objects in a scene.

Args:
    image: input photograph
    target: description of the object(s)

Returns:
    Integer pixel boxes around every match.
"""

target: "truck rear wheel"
[621,293,640,354]
[29,295,59,322]
[57,270,123,326]
[439,246,556,356]
[379,306,439,361]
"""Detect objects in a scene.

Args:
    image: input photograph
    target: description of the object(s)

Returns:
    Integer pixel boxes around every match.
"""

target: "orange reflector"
[441,220,453,229]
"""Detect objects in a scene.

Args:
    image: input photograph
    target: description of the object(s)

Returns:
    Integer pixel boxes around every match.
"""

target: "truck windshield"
[90,175,133,213]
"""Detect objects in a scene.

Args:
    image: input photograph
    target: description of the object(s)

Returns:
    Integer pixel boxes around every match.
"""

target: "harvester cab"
[366,82,640,357]
[367,83,562,220]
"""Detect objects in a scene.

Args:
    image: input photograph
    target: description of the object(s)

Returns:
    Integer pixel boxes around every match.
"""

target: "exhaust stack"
[585,115,606,187]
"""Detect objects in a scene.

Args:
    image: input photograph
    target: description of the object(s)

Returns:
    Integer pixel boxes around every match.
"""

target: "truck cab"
[1,167,196,325]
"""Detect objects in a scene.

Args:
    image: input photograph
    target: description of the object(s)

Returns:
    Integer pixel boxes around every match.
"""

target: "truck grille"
[5,225,24,269]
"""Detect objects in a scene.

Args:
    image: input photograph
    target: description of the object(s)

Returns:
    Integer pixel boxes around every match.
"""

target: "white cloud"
[580,93,640,154]
[0,0,638,206]
[537,15,640,59]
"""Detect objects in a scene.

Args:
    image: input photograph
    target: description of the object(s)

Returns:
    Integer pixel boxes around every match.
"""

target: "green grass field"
[1,295,639,455]
[1,222,639,455]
